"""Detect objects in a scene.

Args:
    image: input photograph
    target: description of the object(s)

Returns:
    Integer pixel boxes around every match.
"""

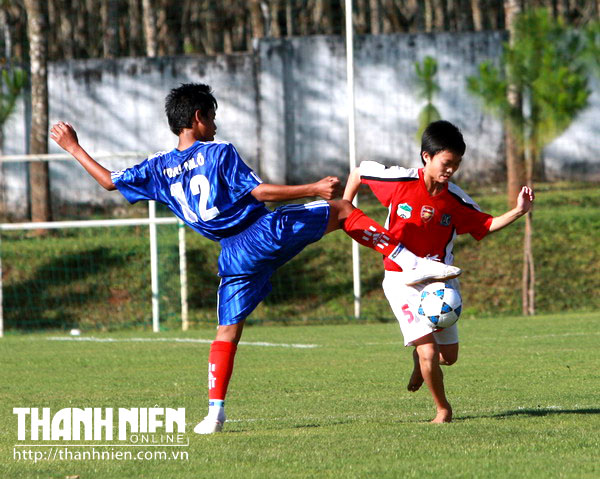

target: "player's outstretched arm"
[343,167,361,202]
[251,176,341,202]
[488,186,535,233]
[50,121,116,191]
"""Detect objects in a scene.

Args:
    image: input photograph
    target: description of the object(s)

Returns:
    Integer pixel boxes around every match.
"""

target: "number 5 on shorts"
[401,304,415,324]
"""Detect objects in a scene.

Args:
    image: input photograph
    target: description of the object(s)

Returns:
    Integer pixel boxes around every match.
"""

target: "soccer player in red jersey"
[344,120,534,423]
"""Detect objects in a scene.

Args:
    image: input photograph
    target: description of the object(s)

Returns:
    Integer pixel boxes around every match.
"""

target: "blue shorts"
[217,200,330,325]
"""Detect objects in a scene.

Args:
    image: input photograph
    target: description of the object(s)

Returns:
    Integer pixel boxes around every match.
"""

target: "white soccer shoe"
[404,261,462,286]
[193,417,224,435]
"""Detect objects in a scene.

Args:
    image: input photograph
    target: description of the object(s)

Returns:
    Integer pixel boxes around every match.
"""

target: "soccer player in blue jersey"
[51,83,460,434]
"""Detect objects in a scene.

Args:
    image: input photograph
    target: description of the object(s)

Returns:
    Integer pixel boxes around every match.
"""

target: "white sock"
[388,245,418,270]
[207,400,226,422]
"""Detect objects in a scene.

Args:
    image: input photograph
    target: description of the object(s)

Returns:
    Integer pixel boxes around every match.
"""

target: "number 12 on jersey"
[170,174,220,222]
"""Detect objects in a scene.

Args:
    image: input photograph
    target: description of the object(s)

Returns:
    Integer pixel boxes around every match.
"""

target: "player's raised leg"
[326,200,461,285]
[438,343,459,366]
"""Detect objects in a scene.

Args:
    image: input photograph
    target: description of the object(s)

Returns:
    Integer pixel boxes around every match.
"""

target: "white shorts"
[382,270,459,347]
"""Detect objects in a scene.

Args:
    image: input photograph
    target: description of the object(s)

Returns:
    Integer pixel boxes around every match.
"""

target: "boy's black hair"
[165,83,218,135]
[420,120,466,165]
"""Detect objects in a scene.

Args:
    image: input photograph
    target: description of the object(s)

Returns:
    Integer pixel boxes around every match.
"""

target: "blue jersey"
[112,139,330,326]
[111,141,268,241]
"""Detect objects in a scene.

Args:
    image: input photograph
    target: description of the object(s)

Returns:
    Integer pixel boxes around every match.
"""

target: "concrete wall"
[2,53,260,217]
[2,31,599,218]
[259,32,507,184]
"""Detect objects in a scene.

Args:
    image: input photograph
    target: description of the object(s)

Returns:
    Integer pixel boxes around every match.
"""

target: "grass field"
[1,311,599,478]
[2,182,600,331]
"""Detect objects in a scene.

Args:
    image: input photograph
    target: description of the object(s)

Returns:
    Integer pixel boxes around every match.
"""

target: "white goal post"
[0,152,189,337]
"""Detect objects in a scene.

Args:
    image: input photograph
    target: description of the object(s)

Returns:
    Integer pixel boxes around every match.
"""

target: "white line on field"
[223,404,593,424]
[523,331,600,339]
[47,337,319,349]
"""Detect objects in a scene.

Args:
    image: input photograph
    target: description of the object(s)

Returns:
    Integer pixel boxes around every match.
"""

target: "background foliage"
[1,182,598,332]
[2,0,600,62]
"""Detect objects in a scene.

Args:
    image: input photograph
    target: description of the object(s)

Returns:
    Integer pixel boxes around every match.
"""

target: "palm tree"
[414,56,442,142]
[467,8,591,315]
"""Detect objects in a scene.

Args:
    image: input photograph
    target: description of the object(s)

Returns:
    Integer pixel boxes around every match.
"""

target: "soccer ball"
[418,282,462,329]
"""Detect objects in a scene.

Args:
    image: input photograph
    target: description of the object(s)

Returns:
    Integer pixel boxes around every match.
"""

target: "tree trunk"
[424,0,433,31]
[101,0,119,58]
[156,0,174,56]
[232,5,247,51]
[249,0,265,39]
[504,0,534,315]
[471,0,483,30]
[0,129,4,220]
[298,1,311,35]
[270,0,282,37]
[370,0,381,34]
[189,0,202,53]
[128,0,143,56]
[47,0,59,60]
[141,0,158,56]
[432,0,445,30]
[0,6,11,61]
[522,138,535,316]
[286,0,294,36]
[202,0,219,55]
[446,0,456,31]
[314,0,334,35]
[504,0,525,207]
[74,1,87,57]
[60,0,75,59]
[383,0,412,32]
[453,0,471,31]
[522,211,535,315]
[351,0,367,34]
[505,121,525,207]
[24,0,52,224]
[556,0,569,19]
[87,0,102,58]
[7,3,26,62]
[222,5,234,55]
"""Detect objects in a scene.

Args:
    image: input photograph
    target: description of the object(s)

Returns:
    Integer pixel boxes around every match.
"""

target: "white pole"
[0,217,178,231]
[149,201,160,332]
[345,0,360,319]
[178,220,189,331]
[0,152,149,163]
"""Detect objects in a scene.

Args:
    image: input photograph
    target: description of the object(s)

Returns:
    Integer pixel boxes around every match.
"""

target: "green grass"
[1,182,599,331]
[1,312,599,478]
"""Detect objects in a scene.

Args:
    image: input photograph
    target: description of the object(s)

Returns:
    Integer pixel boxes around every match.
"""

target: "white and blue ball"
[418,282,462,329]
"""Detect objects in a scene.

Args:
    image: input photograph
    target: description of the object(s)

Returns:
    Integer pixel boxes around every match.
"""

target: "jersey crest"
[440,214,452,226]
[421,205,435,222]
[397,203,413,219]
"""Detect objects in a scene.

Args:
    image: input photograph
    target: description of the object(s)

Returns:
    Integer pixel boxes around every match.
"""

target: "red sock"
[207,341,237,401]
[342,208,399,256]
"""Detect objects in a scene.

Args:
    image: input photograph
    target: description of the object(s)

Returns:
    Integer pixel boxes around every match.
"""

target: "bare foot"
[430,408,452,423]
[407,348,424,392]
[407,368,424,392]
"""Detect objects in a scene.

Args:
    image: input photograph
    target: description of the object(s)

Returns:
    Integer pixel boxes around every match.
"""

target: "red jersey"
[359,161,493,272]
